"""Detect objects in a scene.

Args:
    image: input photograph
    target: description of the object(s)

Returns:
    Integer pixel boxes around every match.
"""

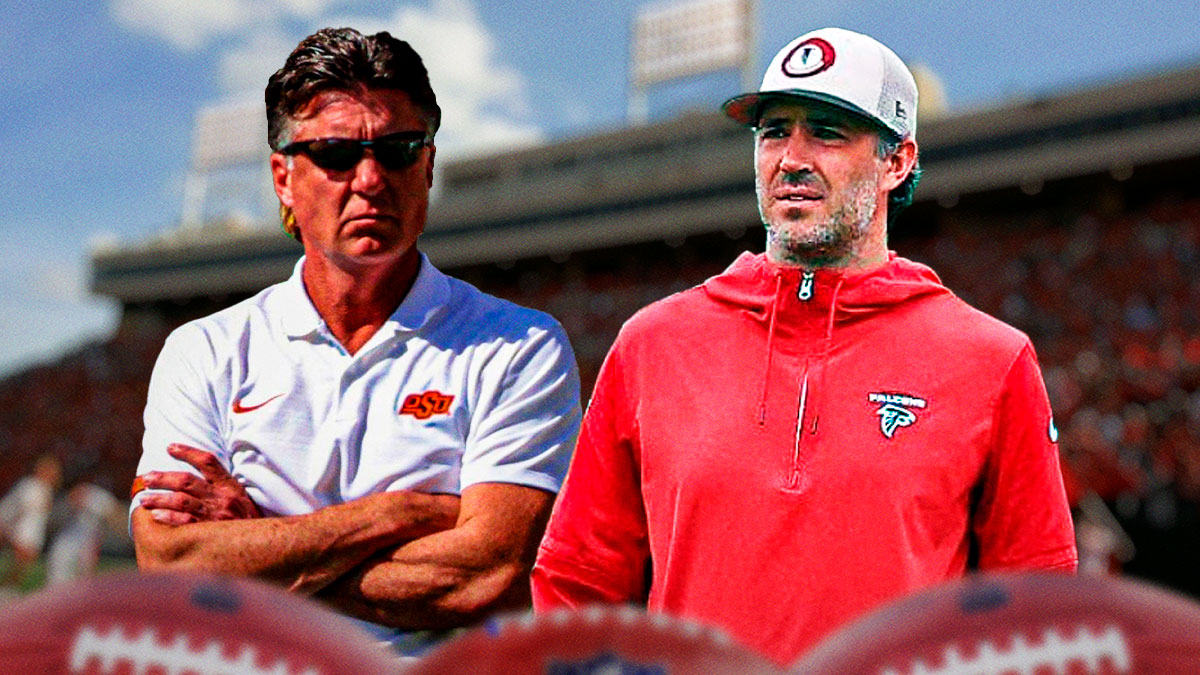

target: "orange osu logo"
[399,390,455,419]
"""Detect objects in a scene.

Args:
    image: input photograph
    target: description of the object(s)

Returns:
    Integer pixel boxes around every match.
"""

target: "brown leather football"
[0,569,400,674]
[406,605,784,674]
[796,572,1200,674]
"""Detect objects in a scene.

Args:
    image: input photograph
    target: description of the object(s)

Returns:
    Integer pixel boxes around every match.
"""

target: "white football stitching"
[68,624,322,675]
[879,624,1131,675]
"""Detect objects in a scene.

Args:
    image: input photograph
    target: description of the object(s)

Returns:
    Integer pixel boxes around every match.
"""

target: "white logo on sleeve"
[869,392,928,439]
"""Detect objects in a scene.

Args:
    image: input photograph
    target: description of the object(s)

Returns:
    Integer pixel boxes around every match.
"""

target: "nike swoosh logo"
[232,393,284,414]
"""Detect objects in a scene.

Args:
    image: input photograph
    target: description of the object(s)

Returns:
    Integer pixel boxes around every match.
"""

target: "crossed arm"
[132,444,553,628]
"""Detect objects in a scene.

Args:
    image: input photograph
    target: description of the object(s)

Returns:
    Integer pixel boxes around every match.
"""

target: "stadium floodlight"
[629,0,757,124]
[190,100,267,171]
[180,100,273,230]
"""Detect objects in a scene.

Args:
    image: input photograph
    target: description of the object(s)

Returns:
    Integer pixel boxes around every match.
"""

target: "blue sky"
[3,0,1200,377]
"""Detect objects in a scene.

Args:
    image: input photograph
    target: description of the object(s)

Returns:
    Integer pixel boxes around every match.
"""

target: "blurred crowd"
[906,194,1200,592]
[0,326,158,589]
[2,193,1199,593]
[0,453,125,591]
[0,325,165,493]
[918,201,1200,510]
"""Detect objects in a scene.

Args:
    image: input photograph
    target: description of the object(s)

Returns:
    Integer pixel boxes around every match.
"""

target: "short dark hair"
[265,27,441,151]
[876,134,921,227]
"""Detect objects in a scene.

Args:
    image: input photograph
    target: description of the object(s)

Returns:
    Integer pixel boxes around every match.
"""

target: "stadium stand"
[2,60,1200,595]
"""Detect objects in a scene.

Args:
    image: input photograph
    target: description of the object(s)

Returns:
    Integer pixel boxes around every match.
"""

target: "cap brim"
[720,92,765,125]
[721,89,902,140]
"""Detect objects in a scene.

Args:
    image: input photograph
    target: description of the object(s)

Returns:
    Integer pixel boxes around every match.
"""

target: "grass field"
[0,550,137,599]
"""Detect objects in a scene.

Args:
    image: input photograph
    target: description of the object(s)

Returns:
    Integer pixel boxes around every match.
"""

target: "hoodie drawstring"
[757,273,783,425]
[825,278,843,343]
[808,277,844,435]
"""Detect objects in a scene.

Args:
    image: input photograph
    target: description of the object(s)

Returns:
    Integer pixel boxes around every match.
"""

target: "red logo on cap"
[782,37,835,77]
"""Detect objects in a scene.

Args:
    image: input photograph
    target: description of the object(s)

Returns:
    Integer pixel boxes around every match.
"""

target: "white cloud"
[31,260,87,304]
[87,231,122,254]
[110,0,256,51]
[325,0,544,158]
[276,0,338,18]
[113,0,544,167]
[109,0,338,51]
[217,28,296,96]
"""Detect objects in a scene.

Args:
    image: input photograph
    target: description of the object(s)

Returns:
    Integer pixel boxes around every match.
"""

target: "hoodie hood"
[703,251,950,320]
[702,251,953,426]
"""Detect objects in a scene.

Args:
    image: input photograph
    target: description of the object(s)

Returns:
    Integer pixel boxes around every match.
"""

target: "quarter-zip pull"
[787,365,813,492]
[798,271,815,301]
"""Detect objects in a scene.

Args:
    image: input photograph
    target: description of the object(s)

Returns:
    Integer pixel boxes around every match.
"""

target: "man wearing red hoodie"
[532,27,1077,666]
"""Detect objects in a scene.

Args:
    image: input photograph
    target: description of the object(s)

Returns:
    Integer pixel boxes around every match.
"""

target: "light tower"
[628,0,758,125]
[179,100,274,231]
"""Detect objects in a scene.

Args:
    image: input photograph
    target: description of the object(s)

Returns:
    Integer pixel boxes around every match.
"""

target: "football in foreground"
[406,604,784,674]
[796,571,1200,674]
[0,569,400,674]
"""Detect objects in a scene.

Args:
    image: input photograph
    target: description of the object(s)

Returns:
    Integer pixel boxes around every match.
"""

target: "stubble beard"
[759,171,880,268]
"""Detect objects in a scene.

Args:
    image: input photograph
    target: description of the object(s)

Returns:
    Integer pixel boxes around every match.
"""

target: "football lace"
[69,624,322,675]
[879,624,1131,675]
[485,605,734,647]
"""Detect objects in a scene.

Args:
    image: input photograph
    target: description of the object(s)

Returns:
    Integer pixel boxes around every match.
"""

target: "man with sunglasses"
[129,28,581,656]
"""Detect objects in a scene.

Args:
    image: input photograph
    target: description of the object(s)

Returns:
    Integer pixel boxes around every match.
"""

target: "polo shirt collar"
[389,252,451,332]
[275,253,450,339]
[277,257,322,338]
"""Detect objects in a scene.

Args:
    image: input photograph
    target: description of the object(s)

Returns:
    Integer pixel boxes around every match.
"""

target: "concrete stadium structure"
[91,60,1200,315]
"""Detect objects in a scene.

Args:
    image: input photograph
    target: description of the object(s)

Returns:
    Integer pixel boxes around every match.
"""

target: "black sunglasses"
[279,131,433,172]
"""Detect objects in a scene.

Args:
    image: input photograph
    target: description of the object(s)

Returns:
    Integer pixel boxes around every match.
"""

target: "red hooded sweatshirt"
[533,252,1077,666]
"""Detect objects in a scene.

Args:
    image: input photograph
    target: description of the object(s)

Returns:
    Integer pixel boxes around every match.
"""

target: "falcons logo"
[876,404,916,438]
[868,392,928,439]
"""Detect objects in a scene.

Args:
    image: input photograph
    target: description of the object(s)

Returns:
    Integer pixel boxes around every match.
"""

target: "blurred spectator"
[0,455,61,587]
[44,480,124,585]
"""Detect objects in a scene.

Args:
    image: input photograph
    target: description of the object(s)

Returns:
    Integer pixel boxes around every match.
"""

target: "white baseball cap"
[723,27,918,140]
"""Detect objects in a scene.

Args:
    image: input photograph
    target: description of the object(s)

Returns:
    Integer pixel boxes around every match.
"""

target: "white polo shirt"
[134,254,581,650]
